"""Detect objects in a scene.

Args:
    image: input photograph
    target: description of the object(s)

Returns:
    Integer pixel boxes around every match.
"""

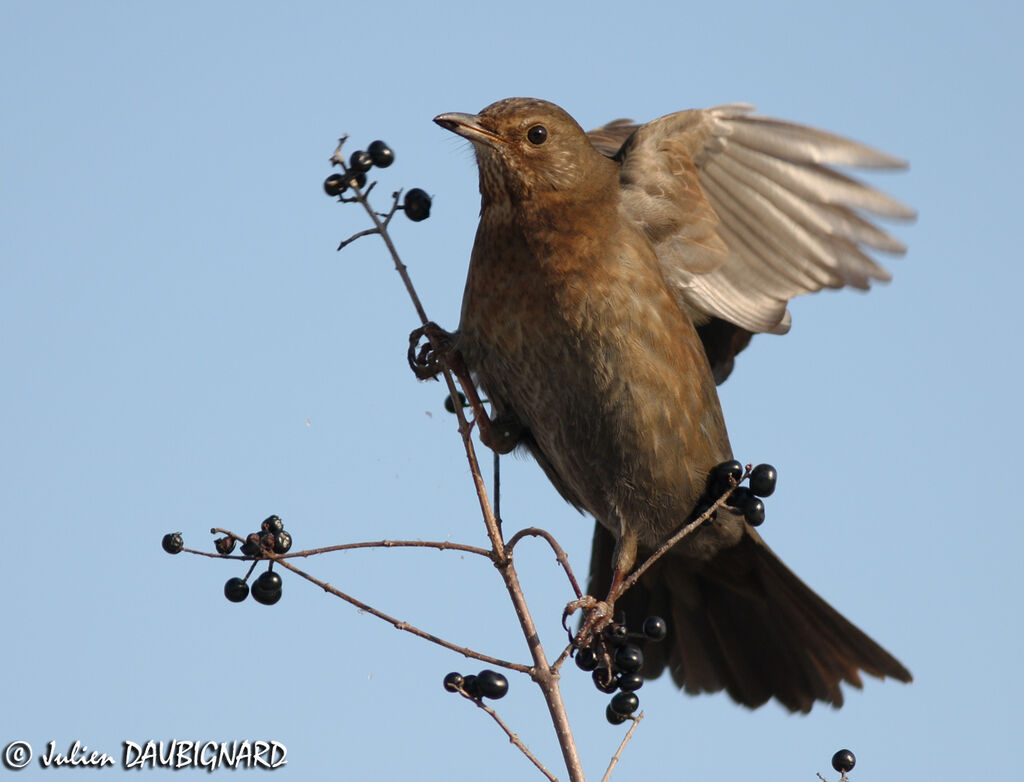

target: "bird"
[425,97,914,713]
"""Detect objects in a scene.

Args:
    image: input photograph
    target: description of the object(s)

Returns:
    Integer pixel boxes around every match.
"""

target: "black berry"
[461,674,481,698]
[368,140,394,168]
[323,173,346,196]
[609,691,639,717]
[743,496,766,527]
[832,749,856,774]
[274,530,292,554]
[617,672,644,692]
[224,577,249,603]
[262,515,284,534]
[605,704,628,725]
[575,646,599,672]
[605,624,629,646]
[443,672,464,693]
[443,392,467,414]
[251,570,282,605]
[476,670,509,699]
[602,704,626,724]
[642,616,668,642]
[593,668,618,694]
[348,150,372,174]
[162,532,183,555]
[726,486,752,509]
[709,459,743,495]
[403,188,431,221]
[613,644,643,674]
[343,171,367,190]
[749,464,778,497]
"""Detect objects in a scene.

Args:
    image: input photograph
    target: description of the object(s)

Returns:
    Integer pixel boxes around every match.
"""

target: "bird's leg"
[408,323,522,453]
[565,530,639,646]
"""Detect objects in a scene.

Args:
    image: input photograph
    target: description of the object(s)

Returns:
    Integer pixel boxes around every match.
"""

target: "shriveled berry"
[224,577,249,603]
[240,533,262,557]
[832,749,856,774]
[348,150,372,173]
[403,188,431,221]
[274,530,292,554]
[743,496,766,527]
[605,704,628,725]
[642,616,668,642]
[605,624,629,646]
[262,515,284,534]
[323,173,346,196]
[444,392,467,414]
[443,672,464,693]
[461,674,481,698]
[749,464,778,497]
[609,691,639,717]
[214,536,236,555]
[613,644,643,674]
[368,140,394,168]
[162,532,183,554]
[575,646,599,671]
[259,531,276,551]
[476,670,509,699]
[617,672,644,692]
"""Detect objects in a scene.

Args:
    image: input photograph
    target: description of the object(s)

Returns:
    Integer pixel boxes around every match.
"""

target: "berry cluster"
[443,669,509,701]
[218,514,294,606]
[574,616,668,724]
[695,459,778,527]
[159,516,296,606]
[323,139,431,222]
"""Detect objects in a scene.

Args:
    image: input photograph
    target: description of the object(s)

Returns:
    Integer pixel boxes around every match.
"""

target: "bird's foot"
[408,322,456,380]
[563,594,615,647]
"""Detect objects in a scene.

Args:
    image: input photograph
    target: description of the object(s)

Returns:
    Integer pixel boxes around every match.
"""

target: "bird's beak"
[434,112,504,146]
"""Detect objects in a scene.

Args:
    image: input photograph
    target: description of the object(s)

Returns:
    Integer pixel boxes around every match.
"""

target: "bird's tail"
[588,522,912,712]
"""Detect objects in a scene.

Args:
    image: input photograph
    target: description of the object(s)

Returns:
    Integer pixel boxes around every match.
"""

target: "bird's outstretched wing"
[588,106,914,381]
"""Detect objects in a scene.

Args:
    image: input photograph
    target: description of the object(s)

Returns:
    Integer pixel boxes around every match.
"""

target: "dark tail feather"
[588,522,911,712]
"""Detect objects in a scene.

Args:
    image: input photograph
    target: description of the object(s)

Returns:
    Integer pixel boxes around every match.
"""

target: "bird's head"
[435,97,616,207]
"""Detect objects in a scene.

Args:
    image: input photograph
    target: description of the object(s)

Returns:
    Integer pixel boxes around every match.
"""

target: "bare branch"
[264,550,531,673]
[337,227,380,250]
[506,527,584,599]
[600,711,644,782]
[449,689,558,782]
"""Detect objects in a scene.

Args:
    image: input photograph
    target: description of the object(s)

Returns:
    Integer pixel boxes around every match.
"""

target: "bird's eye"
[526,125,548,145]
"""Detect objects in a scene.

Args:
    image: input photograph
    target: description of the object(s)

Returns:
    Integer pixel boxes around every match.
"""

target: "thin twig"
[337,227,380,250]
[459,693,558,782]
[264,551,531,674]
[506,527,584,599]
[600,711,644,782]
[202,530,493,561]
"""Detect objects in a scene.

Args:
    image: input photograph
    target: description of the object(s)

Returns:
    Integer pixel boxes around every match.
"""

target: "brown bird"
[426,97,914,712]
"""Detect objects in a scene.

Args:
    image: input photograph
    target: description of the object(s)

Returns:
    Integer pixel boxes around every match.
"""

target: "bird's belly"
[464,267,732,548]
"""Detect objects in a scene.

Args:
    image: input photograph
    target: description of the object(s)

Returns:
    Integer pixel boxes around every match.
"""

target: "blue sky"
[2,1,1021,779]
